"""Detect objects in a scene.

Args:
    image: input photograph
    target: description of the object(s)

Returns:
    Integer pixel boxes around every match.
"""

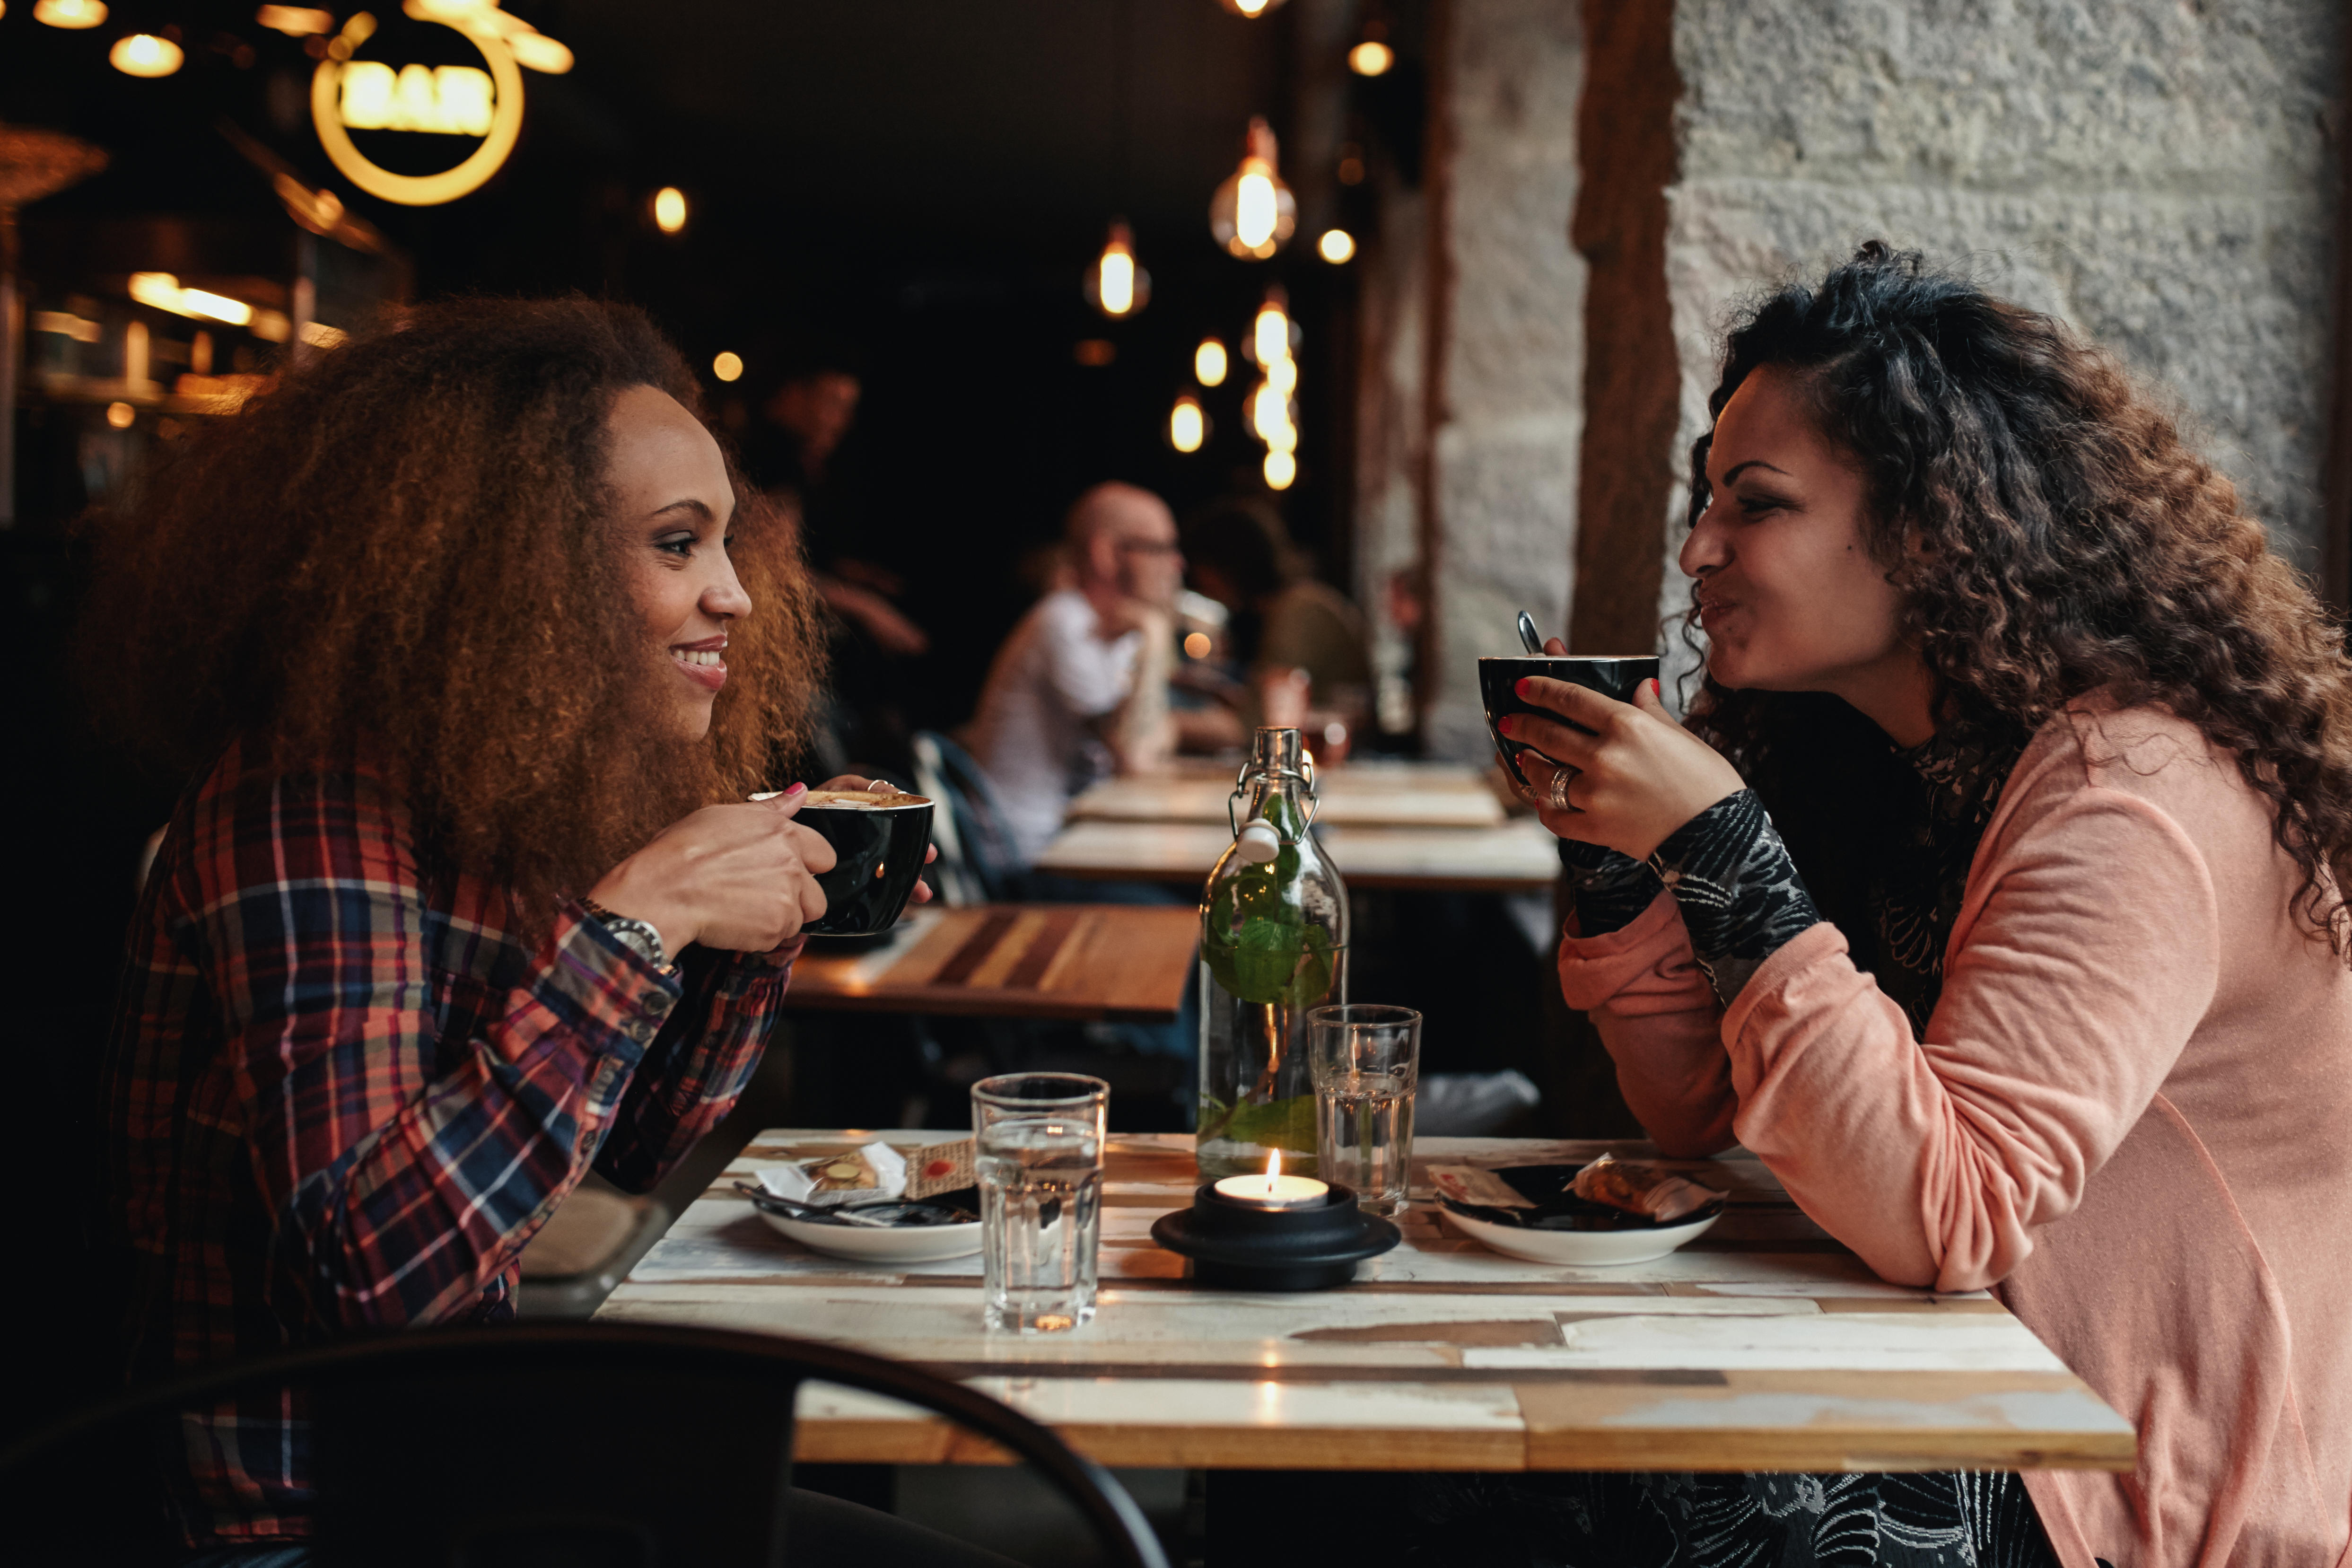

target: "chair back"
[909,730,1024,906]
[3,1322,1168,1568]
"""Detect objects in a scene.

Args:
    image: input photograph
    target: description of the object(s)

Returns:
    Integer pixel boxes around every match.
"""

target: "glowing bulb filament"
[653,186,687,234]
[1099,248,1134,316]
[1235,169,1277,252]
[1170,396,1205,454]
[1255,307,1289,368]
[1195,338,1228,386]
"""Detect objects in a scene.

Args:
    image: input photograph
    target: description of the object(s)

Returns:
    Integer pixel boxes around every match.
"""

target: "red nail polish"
[1515,678,1530,696]
[785,781,808,797]
[1649,679,1662,699]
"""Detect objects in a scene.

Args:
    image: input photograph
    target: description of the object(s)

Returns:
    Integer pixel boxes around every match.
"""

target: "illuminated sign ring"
[311,23,523,206]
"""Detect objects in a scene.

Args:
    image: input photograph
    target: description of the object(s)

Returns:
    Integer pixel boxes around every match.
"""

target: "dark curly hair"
[1682,243,2352,952]
[82,296,825,920]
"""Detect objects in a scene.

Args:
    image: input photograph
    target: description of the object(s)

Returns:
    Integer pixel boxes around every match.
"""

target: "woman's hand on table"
[590,784,836,955]
[815,774,942,905]
[1501,639,1746,860]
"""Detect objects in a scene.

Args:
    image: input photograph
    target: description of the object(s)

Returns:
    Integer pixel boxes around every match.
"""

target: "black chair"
[909,730,1025,906]
[1,1321,1168,1568]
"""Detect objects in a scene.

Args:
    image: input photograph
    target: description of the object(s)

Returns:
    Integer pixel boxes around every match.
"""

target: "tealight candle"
[1211,1149,1329,1209]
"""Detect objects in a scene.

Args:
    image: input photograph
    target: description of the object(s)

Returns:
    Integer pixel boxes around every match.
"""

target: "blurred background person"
[740,346,929,775]
[966,482,1184,867]
[1181,499,1373,751]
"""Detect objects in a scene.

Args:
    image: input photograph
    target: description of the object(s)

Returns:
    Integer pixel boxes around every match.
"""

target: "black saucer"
[1152,1183,1401,1291]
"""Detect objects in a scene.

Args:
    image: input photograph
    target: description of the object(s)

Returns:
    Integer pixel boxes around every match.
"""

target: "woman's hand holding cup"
[589,784,837,955]
[1500,639,1746,859]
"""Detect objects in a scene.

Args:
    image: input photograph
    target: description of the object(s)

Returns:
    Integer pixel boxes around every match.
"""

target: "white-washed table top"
[1032,819,1559,893]
[597,1131,2134,1474]
[1069,763,1507,830]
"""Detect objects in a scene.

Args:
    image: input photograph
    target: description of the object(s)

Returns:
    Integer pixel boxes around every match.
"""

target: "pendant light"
[1209,117,1296,261]
[1217,0,1287,15]
[1084,219,1150,318]
[1245,287,1299,490]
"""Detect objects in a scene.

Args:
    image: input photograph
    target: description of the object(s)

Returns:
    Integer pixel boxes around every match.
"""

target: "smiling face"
[1679,365,1933,740]
[605,384,752,741]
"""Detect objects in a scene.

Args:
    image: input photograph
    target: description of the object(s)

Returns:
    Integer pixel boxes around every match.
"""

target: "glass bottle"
[1196,727,1349,1181]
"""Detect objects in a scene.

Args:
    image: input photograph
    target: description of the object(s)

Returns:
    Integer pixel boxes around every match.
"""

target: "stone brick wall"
[1421,0,1588,759]
[1660,0,2347,675]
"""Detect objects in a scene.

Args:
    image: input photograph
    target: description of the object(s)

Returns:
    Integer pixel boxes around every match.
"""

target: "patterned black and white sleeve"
[1648,789,1820,1005]
[1558,837,1664,938]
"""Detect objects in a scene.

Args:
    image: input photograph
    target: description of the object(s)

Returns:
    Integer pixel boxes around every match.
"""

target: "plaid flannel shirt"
[100,739,799,1547]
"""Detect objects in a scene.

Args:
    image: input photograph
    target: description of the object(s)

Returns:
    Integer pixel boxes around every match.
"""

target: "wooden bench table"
[785,904,1199,1022]
[1069,760,1508,830]
[598,1131,2136,1474]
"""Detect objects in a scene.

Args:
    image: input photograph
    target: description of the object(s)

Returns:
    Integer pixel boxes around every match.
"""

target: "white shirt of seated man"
[971,482,1183,866]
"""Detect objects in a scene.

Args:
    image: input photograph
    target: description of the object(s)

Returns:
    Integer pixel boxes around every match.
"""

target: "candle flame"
[1264,1148,1282,1194]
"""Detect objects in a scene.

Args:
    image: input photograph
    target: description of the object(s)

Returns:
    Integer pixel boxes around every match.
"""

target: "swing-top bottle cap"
[1235,818,1282,863]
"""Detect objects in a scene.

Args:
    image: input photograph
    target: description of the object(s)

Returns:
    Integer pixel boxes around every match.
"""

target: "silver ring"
[1546,766,1574,813]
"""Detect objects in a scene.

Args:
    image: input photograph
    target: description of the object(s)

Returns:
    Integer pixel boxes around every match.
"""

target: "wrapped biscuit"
[758,1141,909,1208]
[1428,1165,1537,1209]
[903,1139,975,1200]
[1570,1153,1725,1223]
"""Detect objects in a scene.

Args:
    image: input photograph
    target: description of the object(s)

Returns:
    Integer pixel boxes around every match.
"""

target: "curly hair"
[1679,243,2352,950]
[83,296,826,920]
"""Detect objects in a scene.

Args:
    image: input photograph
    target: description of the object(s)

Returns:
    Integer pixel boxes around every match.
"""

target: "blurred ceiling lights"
[1348,22,1393,76]
[1209,117,1295,260]
[1194,337,1228,387]
[652,186,688,233]
[1084,219,1149,318]
[405,0,574,73]
[129,272,254,326]
[1246,290,1298,490]
[106,400,135,429]
[1217,0,1286,14]
[712,351,743,382]
[256,5,332,35]
[1169,393,1206,453]
[110,32,184,77]
[33,0,105,26]
[1317,228,1355,263]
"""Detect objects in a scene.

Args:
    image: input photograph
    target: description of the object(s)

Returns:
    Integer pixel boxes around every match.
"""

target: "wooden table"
[599,1131,2135,1473]
[1032,819,1560,894]
[1069,760,1507,831]
[786,905,1198,1021]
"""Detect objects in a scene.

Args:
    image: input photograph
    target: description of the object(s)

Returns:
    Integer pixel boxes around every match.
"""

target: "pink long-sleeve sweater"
[1557,701,2352,1568]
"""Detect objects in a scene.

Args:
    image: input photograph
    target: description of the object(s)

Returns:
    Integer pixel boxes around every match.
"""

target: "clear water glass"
[972,1073,1108,1333]
[1308,1005,1420,1216]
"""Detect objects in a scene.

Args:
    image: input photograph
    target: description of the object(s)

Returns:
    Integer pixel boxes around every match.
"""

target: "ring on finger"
[1546,766,1575,813]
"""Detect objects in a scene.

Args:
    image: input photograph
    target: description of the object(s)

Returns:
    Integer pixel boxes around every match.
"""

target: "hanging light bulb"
[652,187,688,235]
[1216,0,1288,15]
[1209,117,1297,261]
[109,31,183,75]
[1195,337,1229,387]
[1318,229,1357,264]
[1169,394,1207,453]
[1348,20,1394,77]
[1083,219,1151,319]
[33,0,105,26]
[712,352,743,383]
[1252,290,1294,368]
[1264,450,1296,490]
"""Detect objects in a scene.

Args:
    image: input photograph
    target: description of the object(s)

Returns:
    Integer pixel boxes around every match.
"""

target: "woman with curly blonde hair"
[86,299,973,1566]
[1488,246,2352,1566]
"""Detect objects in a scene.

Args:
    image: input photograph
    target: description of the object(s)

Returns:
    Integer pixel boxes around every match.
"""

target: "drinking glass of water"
[1308,1005,1421,1216]
[971,1073,1109,1333]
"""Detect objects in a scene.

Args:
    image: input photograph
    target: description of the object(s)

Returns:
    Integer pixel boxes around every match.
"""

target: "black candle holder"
[1151,1181,1401,1291]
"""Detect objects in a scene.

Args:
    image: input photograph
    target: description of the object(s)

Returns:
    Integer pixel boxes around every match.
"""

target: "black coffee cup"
[791,790,936,937]
[1478,655,1661,790]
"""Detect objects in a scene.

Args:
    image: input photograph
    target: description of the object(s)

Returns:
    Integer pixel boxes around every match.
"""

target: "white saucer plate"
[1438,1202,1720,1266]
[755,1208,983,1264]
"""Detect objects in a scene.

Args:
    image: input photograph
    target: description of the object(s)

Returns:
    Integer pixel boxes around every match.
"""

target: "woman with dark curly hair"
[86,299,973,1566]
[1495,246,2352,1566]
